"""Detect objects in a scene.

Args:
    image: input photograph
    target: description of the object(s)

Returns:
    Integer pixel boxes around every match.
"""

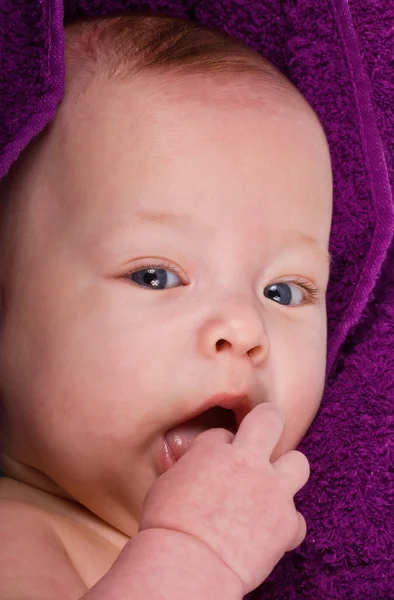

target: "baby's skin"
[86,404,309,598]
[0,59,332,598]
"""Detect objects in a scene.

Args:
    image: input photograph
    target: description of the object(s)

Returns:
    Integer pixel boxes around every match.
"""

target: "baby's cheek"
[273,328,326,455]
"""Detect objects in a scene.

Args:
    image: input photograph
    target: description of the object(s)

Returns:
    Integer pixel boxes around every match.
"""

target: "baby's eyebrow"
[130,211,331,269]
[132,210,192,229]
[288,232,332,270]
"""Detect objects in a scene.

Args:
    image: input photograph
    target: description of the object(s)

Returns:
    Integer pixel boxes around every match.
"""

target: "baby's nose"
[198,301,269,365]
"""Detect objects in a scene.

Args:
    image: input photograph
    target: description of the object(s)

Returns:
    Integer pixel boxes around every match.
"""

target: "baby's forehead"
[59,69,328,176]
[62,80,326,186]
[0,67,331,259]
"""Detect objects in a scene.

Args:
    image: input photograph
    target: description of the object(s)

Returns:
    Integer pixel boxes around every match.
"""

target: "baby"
[0,11,333,599]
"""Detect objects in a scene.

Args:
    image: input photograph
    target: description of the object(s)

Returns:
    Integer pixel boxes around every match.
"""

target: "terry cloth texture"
[0,0,393,598]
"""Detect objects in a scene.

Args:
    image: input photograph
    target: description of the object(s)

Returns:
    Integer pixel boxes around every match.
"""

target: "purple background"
[0,0,393,597]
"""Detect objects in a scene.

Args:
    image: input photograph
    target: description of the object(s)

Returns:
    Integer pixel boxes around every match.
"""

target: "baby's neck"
[0,452,130,554]
[0,452,76,501]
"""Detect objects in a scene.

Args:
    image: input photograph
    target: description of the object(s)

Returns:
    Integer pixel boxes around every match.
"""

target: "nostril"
[248,345,265,361]
[216,339,230,351]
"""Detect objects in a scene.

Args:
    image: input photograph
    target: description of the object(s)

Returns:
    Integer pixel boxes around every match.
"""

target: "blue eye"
[127,262,319,304]
[263,282,316,306]
[128,262,183,290]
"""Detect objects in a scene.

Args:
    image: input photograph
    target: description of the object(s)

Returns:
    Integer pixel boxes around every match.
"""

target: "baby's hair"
[64,11,301,105]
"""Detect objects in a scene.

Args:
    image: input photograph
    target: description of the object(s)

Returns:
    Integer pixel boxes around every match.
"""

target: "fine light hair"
[64,11,301,102]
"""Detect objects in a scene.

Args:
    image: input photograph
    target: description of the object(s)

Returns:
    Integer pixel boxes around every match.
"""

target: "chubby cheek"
[271,316,326,460]
[270,397,321,463]
[9,282,182,459]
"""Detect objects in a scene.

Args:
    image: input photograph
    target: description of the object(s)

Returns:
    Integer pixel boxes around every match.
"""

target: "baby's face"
[0,71,332,536]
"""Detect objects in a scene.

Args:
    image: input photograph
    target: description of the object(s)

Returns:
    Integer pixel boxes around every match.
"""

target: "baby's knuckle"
[283,506,301,538]
[289,450,310,477]
[233,445,262,469]
[291,449,308,465]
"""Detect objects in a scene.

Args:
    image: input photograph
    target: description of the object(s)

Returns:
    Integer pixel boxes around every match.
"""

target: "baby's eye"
[127,263,318,305]
[263,282,309,306]
[128,264,182,290]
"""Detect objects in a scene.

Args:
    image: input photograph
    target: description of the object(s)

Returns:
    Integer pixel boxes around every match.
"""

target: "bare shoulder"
[0,497,88,600]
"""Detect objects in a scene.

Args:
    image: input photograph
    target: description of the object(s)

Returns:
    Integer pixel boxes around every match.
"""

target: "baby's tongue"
[165,406,236,462]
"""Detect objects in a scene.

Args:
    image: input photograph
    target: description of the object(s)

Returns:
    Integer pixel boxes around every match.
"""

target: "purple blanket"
[0,0,393,598]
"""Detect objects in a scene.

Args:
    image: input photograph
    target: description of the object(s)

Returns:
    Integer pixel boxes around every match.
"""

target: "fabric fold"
[0,0,393,597]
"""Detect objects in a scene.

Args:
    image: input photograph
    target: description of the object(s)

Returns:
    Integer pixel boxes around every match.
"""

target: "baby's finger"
[286,511,308,552]
[272,450,310,495]
[189,426,235,451]
[232,403,285,463]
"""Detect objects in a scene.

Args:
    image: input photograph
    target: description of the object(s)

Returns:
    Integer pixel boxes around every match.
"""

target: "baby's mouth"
[164,406,237,464]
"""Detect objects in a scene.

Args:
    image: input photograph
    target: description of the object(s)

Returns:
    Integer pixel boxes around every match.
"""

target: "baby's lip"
[157,392,258,474]
[166,393,253,434]
[160,406,239,474]
[166,406,236,458]
[159,436,176,474]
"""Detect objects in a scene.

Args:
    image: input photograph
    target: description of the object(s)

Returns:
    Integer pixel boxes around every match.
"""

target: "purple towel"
[0,0,393,598]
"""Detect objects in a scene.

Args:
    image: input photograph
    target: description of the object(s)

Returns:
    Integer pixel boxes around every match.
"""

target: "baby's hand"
[139,403,310,596]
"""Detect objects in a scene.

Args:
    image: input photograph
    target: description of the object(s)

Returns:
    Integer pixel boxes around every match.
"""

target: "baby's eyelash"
[143,261,179,272]
[125,261,187,286]
[128,261,184,278]
[127,262,321,301]
[289,279,320,301]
